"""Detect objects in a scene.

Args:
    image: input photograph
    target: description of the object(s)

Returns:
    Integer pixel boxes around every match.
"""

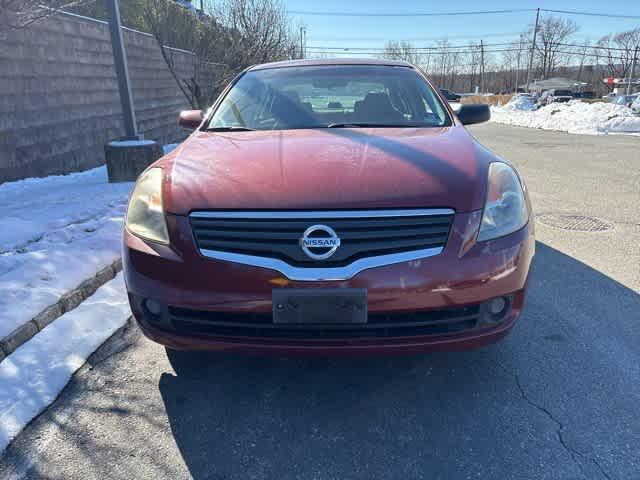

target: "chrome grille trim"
[198,246,443,281]
[190,208,454,219]
[190,209,454,281]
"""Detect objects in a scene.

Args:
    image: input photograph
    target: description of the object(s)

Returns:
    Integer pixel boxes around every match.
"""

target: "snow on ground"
[448,102,462,112]
[0,274,129,453]
[490,99,640,135]
[0,167,132,339]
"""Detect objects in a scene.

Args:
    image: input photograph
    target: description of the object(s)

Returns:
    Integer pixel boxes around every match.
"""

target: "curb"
[0,258,123,362]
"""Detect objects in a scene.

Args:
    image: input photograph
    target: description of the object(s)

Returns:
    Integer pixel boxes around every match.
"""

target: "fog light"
[488,297,507,315]
[144,299,163,316]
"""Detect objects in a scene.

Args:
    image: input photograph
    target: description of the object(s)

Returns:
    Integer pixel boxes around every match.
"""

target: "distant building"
[520,77,590,93]
[172,0,209,19]
[174,0,197,14]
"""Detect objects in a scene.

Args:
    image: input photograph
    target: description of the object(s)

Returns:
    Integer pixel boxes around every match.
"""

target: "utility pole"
[525,7,540,93]
[106,0,139,140]
[480,40,485,94]
[104,0,164,184]
[514,33,525,94]
[576,41,587,83]
[299,27,306,59]
[627,46,638,95]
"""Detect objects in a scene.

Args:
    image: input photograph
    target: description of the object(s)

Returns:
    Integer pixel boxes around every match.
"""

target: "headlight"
[125,168,169,244]
[477,162,528,242]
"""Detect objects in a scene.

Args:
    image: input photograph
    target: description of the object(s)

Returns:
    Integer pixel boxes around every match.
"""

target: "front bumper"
[123,211,535,355]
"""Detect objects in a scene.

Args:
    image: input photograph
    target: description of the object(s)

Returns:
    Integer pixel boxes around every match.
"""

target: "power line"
[307,32,525,42]
[557,42,636,52]
[289,7,640,19]
[306,47,636,62]
[306,48,530,56]
[540,9,640,20]
[306,42,638,55]
[315,53,636,64]
[305,42,523,51]
[554,49,633,62]
[288,8,536,17]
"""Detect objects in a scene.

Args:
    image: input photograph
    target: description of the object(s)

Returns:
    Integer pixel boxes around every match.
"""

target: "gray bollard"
[104,139,163,183]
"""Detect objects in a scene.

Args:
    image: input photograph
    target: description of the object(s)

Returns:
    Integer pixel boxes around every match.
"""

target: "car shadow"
[158,241,640,479]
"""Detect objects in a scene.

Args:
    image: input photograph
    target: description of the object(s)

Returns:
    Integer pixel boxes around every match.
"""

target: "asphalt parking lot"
[1,123,639,480]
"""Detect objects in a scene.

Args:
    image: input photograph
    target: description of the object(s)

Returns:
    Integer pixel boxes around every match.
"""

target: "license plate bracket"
[272,288,367,324]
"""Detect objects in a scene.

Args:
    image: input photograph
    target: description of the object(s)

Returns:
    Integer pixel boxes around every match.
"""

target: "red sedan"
[123,59,535,356]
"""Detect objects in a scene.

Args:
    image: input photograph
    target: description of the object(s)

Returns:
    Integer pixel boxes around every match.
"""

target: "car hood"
[161,126,494,215]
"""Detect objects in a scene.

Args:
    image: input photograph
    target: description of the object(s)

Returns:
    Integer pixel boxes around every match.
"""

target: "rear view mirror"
[456,104,490,125]
[179,110,203,130]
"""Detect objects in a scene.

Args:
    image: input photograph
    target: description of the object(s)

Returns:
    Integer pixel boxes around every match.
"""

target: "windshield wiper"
[205,126,256,132]
[326,122,422,128]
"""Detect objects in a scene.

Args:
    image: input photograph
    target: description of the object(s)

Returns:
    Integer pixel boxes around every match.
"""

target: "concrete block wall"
[0,11,208,183]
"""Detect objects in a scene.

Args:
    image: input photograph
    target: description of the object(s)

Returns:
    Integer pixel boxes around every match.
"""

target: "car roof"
[247,58,416,71]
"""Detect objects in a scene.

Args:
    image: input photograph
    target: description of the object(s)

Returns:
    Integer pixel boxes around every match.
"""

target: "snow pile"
[0,274,130,453]
[0,167,132,338]
[490,100,640,135]
[503,95,537,112]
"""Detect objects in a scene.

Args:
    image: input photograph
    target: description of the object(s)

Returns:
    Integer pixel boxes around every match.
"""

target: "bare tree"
[597,27,640,78]
[534,15,578,78]
[212,0,298,71]
[0,0,87,32]
[142,0,215,108]
[466,42,482,93]
[500,44,521,92]
[382,40,427,69]
[142,0,297,109]
[433,39,453,88]
[574,38,592,82]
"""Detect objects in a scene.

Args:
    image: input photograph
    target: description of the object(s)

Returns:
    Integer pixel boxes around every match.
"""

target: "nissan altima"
[123,59,535,356]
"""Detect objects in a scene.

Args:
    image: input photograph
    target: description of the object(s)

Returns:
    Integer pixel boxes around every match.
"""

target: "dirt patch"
[461,94,513,106]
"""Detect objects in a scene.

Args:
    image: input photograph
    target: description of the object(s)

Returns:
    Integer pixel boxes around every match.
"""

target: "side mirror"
[456,104,490,125]
[179,110,203,130]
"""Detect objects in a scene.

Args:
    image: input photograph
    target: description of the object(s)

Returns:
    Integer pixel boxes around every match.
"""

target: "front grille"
[163,304,481,340]
[190,210,454,267]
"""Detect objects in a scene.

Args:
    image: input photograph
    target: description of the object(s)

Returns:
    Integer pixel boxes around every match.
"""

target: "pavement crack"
[498,362,612,480]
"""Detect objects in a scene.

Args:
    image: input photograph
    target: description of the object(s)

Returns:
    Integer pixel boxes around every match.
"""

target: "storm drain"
[536,214,613,232]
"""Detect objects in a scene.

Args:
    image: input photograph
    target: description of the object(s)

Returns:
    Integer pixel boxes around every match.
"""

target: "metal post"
[299,27,304,59]
[106,0,139,140]
[514,52,520,94]
[525,8,540,92]
[627,46,638,95]
[576,42,586,82]
[514,34,523,94]
[480,40,485,94]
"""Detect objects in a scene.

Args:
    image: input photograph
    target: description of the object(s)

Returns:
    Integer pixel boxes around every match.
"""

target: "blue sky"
[283,0,640,54]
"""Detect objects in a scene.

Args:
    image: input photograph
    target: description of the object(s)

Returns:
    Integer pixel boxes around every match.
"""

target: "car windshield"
[207,65,451,131]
